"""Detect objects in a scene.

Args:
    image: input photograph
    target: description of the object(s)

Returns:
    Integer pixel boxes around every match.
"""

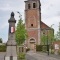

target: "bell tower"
[25,0,41,50]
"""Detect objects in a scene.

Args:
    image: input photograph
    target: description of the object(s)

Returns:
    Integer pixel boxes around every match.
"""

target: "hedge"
[0,45,6,52]
[36,45,42,51]
[36,45,47,52]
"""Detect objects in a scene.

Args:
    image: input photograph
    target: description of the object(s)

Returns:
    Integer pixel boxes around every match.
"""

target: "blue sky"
[0,0,60,42]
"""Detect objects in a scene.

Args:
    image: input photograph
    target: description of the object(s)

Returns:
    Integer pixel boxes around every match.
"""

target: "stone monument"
[5,12,17,60]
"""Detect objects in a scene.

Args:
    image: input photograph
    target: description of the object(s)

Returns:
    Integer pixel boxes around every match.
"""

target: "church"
[24,0,54,51]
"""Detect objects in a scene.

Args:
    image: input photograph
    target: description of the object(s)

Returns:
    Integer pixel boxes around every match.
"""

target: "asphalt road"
[0,52,5,60]
[26,51,60,60]
[26,54,37,60]
[0,52,60,60]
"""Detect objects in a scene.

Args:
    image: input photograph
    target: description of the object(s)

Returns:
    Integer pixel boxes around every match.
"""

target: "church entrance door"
[30,39,35,51]
[30,43,35,50]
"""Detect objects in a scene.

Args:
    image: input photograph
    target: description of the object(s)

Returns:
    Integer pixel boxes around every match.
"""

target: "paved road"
[0,52,60,60]
[26,54,37,60]
[0,52,5,60]
[26,51,60,60]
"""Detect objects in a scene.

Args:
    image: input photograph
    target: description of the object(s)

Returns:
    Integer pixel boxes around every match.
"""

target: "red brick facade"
[25,0,41,50]
[24,0,53,50]
[41,21,50,29]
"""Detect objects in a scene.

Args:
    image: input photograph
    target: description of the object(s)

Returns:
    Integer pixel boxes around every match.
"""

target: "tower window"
[33,3,36,8]
[28,4,30,9]
[31,24,33,27]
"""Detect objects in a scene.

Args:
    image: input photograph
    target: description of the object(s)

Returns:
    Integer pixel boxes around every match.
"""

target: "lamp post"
[46,29,49,55]
[43,31,45,45]
[17,11,22,19]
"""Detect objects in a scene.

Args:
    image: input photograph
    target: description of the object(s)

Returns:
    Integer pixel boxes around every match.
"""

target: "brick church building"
[24,0,54,51]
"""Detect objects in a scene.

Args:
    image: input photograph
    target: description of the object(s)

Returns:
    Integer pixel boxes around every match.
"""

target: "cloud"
[0,0,60,42]
[41,0,60,19]
[0,0,25,12]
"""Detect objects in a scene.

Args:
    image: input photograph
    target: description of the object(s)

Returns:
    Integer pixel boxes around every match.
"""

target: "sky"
[0,0,60,43]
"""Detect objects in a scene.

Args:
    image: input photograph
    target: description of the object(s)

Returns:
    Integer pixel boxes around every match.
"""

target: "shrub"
[36,45,48,52]
[42,46,47,52]
[36,45,43,51]
[50,45,54,50]
[51,49,54,54]
[58,50,60,55]
[18,53,25,60]
[26,48,30,52]
[0,45,6,52]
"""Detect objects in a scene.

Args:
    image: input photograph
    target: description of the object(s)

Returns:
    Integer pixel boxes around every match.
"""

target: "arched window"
[33,3,36,8]
[28,4,30,9]
[30,38,35,43]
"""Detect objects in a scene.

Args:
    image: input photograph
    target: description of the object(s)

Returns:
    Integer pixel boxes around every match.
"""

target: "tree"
[41,30,47,45]
[41,34,47,45]
[41,28,54,45]
[15,18,27,46]
[0,38,3,43]
[48,29,54,44]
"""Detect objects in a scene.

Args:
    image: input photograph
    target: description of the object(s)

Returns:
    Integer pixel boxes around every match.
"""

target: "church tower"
[25,0,41,50]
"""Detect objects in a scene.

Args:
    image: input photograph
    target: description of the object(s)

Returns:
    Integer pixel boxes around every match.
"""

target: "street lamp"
[44,28,50,55]
[17,11,22,19]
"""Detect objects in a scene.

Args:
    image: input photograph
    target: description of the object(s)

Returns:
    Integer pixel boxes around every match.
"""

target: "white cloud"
[41,0,60,18]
